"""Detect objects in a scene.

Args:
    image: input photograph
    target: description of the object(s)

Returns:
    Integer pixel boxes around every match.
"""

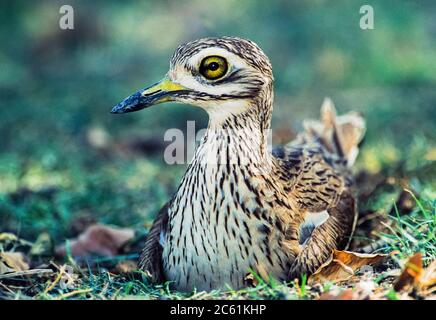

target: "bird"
[111,37,366,292]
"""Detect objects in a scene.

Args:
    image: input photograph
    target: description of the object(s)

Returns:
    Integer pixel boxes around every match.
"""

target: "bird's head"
[111,37,273,123]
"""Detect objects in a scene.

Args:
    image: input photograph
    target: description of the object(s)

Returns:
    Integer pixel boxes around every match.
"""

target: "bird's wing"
[274,146,358,276]
[273,145,346,213]
[274,98,365,212]
[138,201,170,283]
[289,189,357,277]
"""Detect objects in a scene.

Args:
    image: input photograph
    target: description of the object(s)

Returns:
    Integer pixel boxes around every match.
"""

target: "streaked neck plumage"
[202,82,274,164]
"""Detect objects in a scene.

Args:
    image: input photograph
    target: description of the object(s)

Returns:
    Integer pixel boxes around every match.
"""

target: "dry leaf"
[0,233,19,242]
[55,224,135,258]
[0,269,53,280]
[114,260,137,274]
[419,259,436,290]
[354,279,377,299]
[319,289,355,300]
[309,250,387,284]
[244,273,259,287]
[393,253,423,292]
[0,252,30,274]
[59,265,79,290]
[30,232,52,256]
[394,254,436,295]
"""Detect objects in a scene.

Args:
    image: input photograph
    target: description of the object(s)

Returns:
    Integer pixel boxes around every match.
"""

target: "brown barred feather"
[289,190,357,278]
[138,201,169,283]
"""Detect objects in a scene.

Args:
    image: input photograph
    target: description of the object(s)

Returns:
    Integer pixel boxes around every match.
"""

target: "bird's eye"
[199,56,228,80]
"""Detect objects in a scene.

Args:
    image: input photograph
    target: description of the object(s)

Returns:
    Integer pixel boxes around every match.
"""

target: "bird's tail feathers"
[302,98,366,167]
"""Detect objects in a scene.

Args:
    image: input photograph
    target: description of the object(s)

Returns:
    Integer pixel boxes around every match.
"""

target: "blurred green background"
[0,0,435,242]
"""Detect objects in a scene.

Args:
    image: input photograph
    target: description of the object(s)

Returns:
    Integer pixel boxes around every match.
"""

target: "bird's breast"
[162,161,292,291]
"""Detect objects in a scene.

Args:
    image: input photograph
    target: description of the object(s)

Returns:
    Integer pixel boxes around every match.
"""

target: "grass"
[1,161,435,300]
[381,192,436,263]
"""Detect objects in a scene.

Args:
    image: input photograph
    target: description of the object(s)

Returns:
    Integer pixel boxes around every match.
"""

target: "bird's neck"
[203,86,274,163]
[201,112,270,168]
[172,90,275,213]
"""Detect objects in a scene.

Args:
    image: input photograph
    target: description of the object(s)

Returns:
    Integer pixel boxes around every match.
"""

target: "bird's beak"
[111,77,188,114]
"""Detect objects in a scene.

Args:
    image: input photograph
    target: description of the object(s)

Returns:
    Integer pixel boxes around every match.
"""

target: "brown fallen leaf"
[394,254,436,297]
[309,250,388,284]
[0,252,30,274]
[55,224,135,258]
[113,260,138,274]
[0,233,33,247]
[244,273,259,287]
[319,289,355,300]
[419,259,436,290]
[393,253,423,292]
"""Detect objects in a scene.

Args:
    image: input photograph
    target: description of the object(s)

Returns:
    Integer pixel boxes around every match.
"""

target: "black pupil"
[208,62,219,71]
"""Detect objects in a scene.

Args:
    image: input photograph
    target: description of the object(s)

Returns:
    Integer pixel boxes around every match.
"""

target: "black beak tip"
[110,105,123,114]
[111,91,145,114]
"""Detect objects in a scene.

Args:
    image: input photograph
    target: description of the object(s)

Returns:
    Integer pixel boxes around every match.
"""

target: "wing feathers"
[138,202,169,283]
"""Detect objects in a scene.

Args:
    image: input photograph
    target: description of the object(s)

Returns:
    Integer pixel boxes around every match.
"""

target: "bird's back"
[271,98,366,276]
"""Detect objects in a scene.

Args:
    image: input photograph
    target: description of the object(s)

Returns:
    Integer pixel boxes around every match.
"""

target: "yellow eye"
[199,56,228,80]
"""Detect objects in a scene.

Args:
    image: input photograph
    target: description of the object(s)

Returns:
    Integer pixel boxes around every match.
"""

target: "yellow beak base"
[111,77,188,114]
